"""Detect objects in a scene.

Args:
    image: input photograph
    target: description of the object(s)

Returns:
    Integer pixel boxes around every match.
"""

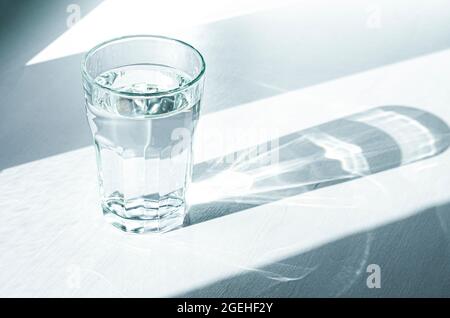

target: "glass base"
[102,200,187,234]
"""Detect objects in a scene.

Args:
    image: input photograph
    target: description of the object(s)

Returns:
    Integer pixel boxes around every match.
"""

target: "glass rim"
[81,34,206,98]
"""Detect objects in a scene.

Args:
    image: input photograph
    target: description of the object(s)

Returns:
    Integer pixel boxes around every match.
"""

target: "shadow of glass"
[187,106,450,225]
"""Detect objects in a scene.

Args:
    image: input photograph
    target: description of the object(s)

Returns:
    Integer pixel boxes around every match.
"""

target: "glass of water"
[82,35,205,233]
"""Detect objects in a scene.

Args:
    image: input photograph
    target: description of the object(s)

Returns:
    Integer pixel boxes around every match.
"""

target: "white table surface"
[1,0,450,297]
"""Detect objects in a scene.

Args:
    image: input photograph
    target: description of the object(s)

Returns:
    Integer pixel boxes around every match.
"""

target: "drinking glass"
[82,35,205,233]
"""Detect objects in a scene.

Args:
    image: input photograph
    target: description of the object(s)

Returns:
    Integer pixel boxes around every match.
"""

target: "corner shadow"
[186,106,450,225]
[179,201,450,297]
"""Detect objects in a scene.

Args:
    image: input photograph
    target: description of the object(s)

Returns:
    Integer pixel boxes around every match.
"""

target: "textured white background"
[1,0,450,297]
